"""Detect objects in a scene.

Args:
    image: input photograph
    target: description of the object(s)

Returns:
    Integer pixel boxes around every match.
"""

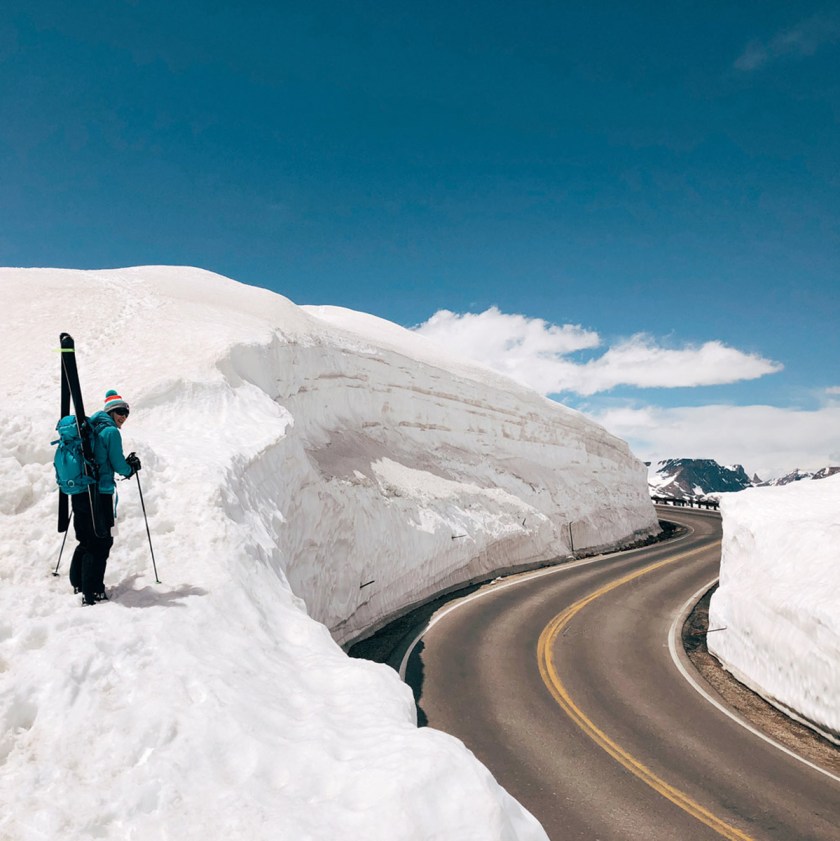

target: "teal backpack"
[52,415,103,495]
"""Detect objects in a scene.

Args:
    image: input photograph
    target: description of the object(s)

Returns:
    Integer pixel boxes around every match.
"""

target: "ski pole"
[52,510,73,576]
[135,472,161,583]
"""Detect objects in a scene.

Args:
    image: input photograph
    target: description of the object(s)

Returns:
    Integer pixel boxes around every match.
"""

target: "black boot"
[81,552,97,605]
[69,545,85,592]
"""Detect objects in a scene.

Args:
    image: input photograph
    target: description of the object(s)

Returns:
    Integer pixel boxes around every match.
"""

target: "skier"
[69,390,141,605]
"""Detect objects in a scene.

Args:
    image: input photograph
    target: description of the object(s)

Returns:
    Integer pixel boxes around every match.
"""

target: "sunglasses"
[113,408,130,417]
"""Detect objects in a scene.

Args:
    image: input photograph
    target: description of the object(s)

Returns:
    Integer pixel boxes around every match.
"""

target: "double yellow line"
[537,545,755,841]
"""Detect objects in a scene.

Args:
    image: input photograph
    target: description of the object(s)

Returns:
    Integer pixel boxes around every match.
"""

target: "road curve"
[404,508,840,841]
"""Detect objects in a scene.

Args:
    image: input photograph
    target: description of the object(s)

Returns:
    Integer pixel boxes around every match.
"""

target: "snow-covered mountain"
[0,267,658,841]
[648,458,753,499]
[649,458,840,499]
[756,465,840,487]
[709,474,840,744]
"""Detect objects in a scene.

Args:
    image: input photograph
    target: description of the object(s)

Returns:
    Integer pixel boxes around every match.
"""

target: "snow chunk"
[709,475,840,743]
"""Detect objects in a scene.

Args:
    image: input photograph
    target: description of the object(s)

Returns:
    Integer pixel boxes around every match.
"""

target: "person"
[68,390,141,605]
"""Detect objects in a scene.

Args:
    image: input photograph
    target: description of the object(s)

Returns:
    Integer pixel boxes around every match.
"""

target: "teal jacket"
[90,411,133,493]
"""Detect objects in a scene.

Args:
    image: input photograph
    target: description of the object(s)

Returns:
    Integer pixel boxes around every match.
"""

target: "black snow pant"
[69,492,114,598]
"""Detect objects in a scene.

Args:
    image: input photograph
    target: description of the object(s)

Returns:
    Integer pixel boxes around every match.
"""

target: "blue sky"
[2,2,838,476]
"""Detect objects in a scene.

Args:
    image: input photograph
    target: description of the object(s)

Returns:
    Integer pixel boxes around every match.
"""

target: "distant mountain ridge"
[758,466,840,487]
[649,458,752,499]
[648,459,839,499]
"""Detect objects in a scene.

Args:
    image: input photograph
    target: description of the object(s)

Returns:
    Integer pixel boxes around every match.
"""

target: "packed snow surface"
[0,267,658,840]
[709,475,840,743]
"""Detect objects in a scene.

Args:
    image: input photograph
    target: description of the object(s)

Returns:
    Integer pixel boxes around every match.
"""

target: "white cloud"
[590,403,840,480]
[417,306,599,357]
[826,386,840,396]
[735,14,840,70]
[413,308,782,396]
[573,335,782,394]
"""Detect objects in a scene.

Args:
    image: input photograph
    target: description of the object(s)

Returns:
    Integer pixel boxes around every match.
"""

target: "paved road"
[405,509,840,841]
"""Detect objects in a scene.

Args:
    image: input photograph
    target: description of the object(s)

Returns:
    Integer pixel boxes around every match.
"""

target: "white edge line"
[398,561,592,679]
[668,580,840,785]
[398,516,696,680]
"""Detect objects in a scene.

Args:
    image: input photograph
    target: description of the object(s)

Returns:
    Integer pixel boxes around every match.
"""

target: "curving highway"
[402,508,840,841]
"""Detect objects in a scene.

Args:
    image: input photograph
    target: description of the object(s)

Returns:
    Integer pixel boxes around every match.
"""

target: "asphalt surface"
[403,509,840,841]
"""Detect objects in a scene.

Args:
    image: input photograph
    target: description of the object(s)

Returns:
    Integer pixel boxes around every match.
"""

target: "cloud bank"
[413,308,782,396]
[591,403,840,481]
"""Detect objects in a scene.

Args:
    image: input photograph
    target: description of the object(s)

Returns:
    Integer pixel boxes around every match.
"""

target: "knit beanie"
[103,389,130,414]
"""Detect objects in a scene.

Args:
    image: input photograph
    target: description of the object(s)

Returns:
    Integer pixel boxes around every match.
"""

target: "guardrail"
[651,495,719,510]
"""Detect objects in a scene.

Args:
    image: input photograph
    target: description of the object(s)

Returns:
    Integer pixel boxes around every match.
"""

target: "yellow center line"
[537,543,756,841]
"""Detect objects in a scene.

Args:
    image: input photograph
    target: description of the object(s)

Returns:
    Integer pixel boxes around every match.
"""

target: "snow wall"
[0,267,658,840]
[709,475,840,744]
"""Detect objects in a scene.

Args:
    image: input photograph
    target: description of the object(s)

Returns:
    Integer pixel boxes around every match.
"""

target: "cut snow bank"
[0,267,657,840]
[709,475,840,744]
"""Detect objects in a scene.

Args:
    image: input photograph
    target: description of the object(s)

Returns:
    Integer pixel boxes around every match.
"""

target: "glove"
[126,452,142,475]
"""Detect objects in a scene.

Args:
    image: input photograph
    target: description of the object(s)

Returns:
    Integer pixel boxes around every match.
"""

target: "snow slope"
[709,475,840,744]
[0,267,657,840]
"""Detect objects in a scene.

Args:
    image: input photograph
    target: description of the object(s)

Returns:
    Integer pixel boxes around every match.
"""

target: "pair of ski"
[58,332,106,537]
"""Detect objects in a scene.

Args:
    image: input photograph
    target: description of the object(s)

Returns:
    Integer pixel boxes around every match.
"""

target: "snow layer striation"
[0,267,657,840]
[709,475,840,743]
